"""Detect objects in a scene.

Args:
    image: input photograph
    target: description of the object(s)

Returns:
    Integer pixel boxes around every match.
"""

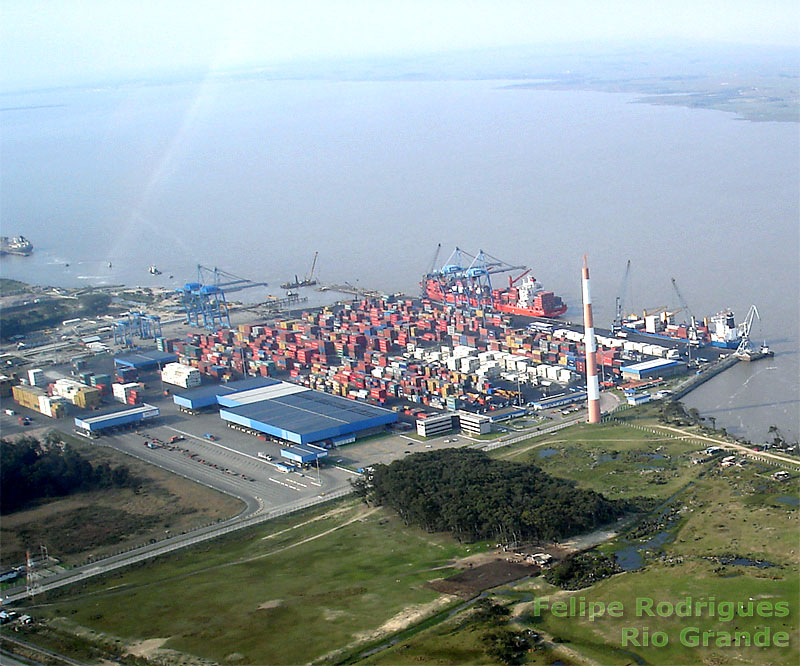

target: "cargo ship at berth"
[422,246,567,318]
[0,236,33,256]
[619,308,744,348]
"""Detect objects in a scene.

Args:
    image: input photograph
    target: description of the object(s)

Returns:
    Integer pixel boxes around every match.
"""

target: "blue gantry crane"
[426,246,524,311]
[113,311,163,346]
[178,265,268,330]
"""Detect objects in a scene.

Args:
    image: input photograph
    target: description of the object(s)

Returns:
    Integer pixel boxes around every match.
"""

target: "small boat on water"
[149,265,162,275]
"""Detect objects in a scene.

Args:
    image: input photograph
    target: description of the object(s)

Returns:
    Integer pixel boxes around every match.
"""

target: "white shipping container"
[28,368,45,386]
[38,394,52,417]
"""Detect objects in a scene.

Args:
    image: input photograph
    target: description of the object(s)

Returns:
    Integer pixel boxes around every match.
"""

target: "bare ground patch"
[257,599,283,610]
[352,595,457,643]
[427,559,535,597]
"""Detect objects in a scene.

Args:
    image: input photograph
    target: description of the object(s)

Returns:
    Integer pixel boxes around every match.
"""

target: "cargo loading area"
[220,388,397,445]
[173,377,398,448]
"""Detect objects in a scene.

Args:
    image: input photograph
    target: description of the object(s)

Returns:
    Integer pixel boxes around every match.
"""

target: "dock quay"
[669,353,739,401]
[317,283,385,299]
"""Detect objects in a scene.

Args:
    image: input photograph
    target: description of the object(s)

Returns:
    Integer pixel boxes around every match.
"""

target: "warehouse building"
[281,444,327,466]
[219,381,398,446]
[74,403,159,437]
[113,349,177,370]
[530,391,588,411]
[172,377,275,412]
[620,359,686,381]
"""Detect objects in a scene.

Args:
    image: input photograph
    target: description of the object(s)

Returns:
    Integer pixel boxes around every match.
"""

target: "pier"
[669,354,739,401]
[317,282,385,299]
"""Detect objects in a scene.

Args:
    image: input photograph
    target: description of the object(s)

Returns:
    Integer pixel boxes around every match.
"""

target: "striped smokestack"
[582,255,601,424]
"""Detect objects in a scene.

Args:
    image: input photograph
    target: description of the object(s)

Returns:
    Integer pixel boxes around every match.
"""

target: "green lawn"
[29,499,475,665]
[369,435,799,666]
[497,421,704,500]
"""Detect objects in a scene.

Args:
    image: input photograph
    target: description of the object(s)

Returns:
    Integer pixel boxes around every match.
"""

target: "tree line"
[1,292,112,340]
[0,436,138,514]
[353,449,629,544]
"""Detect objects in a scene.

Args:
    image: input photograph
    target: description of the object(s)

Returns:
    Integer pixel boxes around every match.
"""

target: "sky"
[1,0,798,90]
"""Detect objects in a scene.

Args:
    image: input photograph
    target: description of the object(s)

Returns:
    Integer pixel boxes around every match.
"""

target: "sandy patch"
[125,638,169,658]
[352,595,457,643]
[257,599,283,610]
[261,503,355,540]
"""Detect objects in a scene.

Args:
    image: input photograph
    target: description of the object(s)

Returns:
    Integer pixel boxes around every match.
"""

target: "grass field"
[22,499,481,665]
[1,431,244,567]
[497,420,703,501]
[362,417,799,665]
[8,416,798,665]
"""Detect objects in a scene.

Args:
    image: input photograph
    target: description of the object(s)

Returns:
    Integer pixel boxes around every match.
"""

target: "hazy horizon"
[2,1,798,91]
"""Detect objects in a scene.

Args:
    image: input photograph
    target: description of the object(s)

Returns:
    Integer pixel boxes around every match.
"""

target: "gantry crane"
[178,265,268,330]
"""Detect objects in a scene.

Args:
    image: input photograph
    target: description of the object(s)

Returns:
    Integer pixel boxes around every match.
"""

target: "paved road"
[1,633,87,666]
[653,424,800,469]
[2,390,620,605]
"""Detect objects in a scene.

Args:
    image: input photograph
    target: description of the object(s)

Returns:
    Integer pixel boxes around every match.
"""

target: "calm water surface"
[1,78,797,442]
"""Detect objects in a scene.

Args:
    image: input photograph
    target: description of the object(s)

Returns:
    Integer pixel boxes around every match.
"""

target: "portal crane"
[735,304,760,356]
[612,259,631,333]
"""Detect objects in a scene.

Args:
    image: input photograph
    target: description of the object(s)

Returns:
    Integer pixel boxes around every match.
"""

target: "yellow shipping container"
[12,385,44,410]
[75,387,101,409]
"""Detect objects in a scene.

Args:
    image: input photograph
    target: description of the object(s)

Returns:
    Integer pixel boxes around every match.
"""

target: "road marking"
[334,465,361,475]
[166,427,270,463]
[269,477,301,491]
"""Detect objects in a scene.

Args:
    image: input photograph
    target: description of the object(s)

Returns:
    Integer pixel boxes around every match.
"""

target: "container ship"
[619,308,743,348]
[0,236,33,256]
[422,246,567,318]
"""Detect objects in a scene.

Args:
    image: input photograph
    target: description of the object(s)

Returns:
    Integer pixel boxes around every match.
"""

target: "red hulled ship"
[422,247,567,318]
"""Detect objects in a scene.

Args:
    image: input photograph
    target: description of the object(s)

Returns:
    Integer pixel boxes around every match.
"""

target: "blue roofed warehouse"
[218,381,397,446]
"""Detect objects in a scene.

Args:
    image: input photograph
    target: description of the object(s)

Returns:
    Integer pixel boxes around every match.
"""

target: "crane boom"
[427,243,442,274]
[306,252,319,282]
[670,277,700,344]
[612,259,631,332]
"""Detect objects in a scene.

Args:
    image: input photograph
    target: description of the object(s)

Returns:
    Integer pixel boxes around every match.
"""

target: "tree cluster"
[354,449,628,544]
[0,436,138,514]
[1,292,112,340]
[543,551,621,590]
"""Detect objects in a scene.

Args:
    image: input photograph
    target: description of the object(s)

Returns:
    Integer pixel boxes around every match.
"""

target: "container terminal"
[1,251,769,456]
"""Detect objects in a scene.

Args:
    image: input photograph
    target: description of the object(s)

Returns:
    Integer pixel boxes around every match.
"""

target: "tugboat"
[0,236,33,256]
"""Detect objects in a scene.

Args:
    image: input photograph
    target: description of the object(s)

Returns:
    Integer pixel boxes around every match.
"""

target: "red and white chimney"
[582,255,601,424]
